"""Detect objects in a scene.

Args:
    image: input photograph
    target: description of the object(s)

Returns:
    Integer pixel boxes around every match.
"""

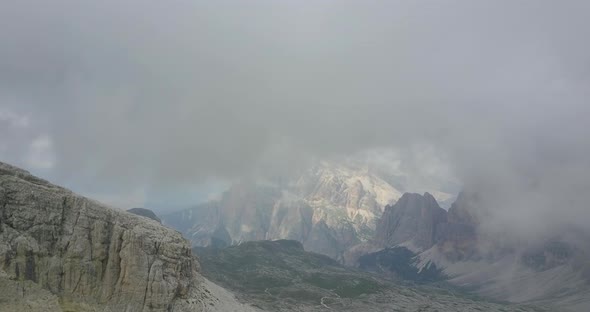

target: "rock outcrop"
[127,207,162,223]
[0,161,257,312]
[375,192,447,251]
[0,269,62,312]
[431,192,480,261]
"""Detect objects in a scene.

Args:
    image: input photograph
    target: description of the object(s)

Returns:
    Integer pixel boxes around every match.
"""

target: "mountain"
[364,191,590,312]
[163,162,407,260]
[375,192,447,251]
[342,192,447,266]
[0,161,257,312]
[193,239,549,311]
[127,207,162,223]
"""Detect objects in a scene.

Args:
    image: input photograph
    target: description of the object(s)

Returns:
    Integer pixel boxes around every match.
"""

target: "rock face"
[361,190,590,311]
[163,162,403,261]
[127,207,162,223]
[0,269,62,312]
[0,161,257,312]
[375,192,447,251]
[164,183,282,248]
[430,191,480,261]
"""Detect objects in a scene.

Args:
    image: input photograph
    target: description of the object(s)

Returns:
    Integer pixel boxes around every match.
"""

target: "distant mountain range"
[162,161,590,311]
[0,160,553,312]
[163,161,454,261]
[1,160,587,311]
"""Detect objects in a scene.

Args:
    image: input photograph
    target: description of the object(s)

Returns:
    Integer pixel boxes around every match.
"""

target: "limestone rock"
[375,192,447,251]
[127,207,162,223]
[432,192,480,261]
[0,269,62,312]
[0,161,257,312]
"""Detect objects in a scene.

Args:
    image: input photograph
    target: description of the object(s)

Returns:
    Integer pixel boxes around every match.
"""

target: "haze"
[1,0,589,240]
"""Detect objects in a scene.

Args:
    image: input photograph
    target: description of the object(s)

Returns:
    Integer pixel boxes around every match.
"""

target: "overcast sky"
[1,1,589,238]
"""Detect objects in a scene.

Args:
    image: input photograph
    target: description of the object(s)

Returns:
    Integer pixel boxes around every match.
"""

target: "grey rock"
[127,207,162,223]
[0,161,257,312]
[375,192,447,251]
[0,269,62,312]
[431,192,480,262]
[266,198,314,242]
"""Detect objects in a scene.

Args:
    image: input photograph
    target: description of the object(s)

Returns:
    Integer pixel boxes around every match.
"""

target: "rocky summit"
[375,192,447,251]
[127,207,162,223]
[163,162,412,261]
[0,161,257,312]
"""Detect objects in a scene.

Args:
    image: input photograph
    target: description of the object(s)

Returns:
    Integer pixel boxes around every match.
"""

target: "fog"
[1,1,589,239]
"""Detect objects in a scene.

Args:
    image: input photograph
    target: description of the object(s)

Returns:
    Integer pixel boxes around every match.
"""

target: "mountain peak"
[376,192,446,251]
[127,207,162,223]
[423,191,435,199]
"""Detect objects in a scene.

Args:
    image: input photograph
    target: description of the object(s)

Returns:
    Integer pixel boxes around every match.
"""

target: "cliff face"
[127,207,162,223]
[375,192,447,251]
[0,162,256,312]
[362,190,590,311]
[414,192,590,311]
[163,162,403,261]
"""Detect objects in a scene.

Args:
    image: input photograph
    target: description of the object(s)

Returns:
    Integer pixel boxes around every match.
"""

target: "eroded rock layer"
[0,161,256,312]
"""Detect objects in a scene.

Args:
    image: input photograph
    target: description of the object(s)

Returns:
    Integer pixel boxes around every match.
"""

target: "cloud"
[0,109,29,128]
[25,134,55,170]
[86,187,147,211]
[0,0,589,238]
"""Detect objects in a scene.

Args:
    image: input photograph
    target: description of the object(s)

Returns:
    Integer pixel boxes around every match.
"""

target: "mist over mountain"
[1,0,590,311]
[162,161,418,260]
[2,1,590,246]
[365,191,590,312]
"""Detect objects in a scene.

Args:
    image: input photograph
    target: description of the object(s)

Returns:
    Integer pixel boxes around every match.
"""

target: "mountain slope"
[375,192,447,251]
[0,161,257,312]
[194,240,550,312]
[163,162,405,260]
[127,207,162,223]
[368,191,590,312]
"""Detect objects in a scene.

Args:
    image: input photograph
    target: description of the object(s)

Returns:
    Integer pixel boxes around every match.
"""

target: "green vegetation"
[194,240,550,312]
[194,239,384,304]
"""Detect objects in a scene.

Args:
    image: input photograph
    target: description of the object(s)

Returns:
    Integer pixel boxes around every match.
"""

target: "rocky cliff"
[0,161,257,312]
[163,162,404,261]
[367,190,590,311]
[375,192,447,251]
[428,192,480,262]
[127,207,162,223]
